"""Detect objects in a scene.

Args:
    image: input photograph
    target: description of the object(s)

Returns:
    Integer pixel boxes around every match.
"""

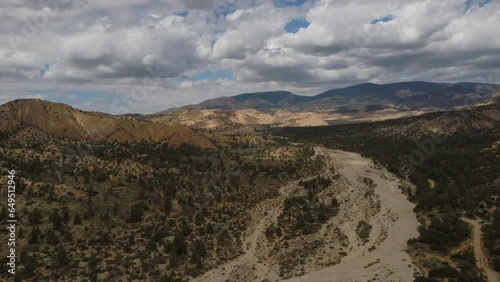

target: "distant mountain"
[159,82,500,114]
[0,99,215,148]
[231,91,311,105]
[399,83,496,109]
[156,91,310,114]
[314,81,444,100]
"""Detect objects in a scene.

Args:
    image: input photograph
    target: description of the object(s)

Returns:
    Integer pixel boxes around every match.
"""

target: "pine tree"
[61,205,70,223]
[85,198,94,219]
[49,209,63,232]
[46,228,59,245]
[54,245,68,267]
[73,213,82,225]
[127,203,144,223]
[28,208,43,225]
[169,232,188,265]
[28,227,41,244]
[22,253,38,277]
[206,222,215,234]
[112,203,119,216]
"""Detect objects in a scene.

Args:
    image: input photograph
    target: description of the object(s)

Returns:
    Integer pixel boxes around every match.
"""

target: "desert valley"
[0,81,499,282]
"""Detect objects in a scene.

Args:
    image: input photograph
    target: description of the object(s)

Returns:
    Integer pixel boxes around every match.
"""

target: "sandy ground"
[193,147,420,282]
[462,218,500,282]
[282,148,420,282]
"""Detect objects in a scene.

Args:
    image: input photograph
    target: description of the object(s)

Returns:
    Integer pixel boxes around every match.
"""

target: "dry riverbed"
[193,147,420,282]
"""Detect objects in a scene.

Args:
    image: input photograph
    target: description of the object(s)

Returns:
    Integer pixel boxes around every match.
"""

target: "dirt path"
[193,147,420,282]
[462,218,500,282]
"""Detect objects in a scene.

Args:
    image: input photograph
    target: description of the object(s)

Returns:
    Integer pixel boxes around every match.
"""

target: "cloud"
[43,15,205,83]
[0,0,499,113]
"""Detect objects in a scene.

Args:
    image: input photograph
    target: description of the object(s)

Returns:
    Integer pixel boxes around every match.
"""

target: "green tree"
[88,267,97,282]
[61,206,70,223]
[128,233,135,246]
[87,252,99,282]
[191,239,207,268]
[28,227,41,244]
[21,253,38,278]
[493,256,500,272]
[49,209,63,232]
[127,203,144,223]
[54,245,68,267]
[46,228,59,245]
[28,208,43,225]
[73,213,82,225]
[112,203,119,216]
[169,232,188,266]
[206,222,215,234]
[83,197,95,220]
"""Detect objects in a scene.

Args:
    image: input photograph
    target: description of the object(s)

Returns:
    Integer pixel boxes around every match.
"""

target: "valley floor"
[193,147,420,282]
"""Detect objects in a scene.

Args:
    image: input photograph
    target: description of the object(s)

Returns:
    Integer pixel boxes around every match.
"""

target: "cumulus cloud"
[0,0,499,113]
[43,15,204,83]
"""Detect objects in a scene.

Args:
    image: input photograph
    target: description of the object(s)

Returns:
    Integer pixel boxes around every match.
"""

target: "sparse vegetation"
[0,126,322,281]
[1,99,498,281]
[356,220,372,243]
[277,104,500,279]
[280,193,339,236]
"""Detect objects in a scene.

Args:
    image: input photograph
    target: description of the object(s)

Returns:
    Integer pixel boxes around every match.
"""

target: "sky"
[1,0,499,114]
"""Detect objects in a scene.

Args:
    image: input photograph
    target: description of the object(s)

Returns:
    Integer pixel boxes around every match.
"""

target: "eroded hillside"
[0,100,214,148]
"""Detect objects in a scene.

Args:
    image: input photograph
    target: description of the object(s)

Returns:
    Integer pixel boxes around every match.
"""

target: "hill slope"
[0,99,215,148]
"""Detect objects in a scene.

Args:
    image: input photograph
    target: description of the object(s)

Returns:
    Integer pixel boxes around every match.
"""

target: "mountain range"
[159,81,500,114]
[2,81,499,146]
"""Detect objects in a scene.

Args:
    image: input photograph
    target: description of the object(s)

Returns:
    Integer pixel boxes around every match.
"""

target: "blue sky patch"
[31,90,117,109]
[215,3,236,18]
[274,0,307,8]
[479,0,493,7]
[371,15,394,25]
[40,64,51,77]
[190,70,233,81]
[176,11,188,17]
[285,18,310,33]
[466,0,492,11]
